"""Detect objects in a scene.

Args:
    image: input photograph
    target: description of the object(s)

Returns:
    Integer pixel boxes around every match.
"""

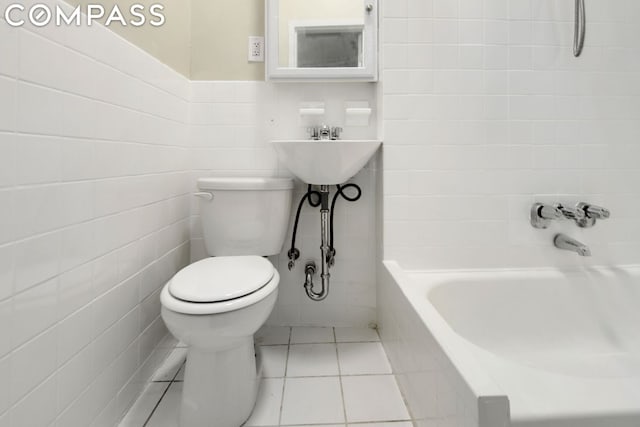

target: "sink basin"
[271,140,382,185]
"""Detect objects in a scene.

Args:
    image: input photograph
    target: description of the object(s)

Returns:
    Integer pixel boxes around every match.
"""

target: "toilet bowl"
[159,177,293,427]
[161,256,279,427]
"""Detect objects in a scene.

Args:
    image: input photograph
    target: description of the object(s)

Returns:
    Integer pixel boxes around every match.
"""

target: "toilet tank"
[196,177,294,256]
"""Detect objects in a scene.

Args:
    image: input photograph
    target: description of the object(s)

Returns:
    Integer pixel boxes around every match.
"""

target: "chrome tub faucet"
[531,202,610,229]
[554,234,591,257]
[531,201,610,257]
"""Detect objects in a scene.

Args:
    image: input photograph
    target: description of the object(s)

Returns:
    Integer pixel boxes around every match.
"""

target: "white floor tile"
[287,344,339,377]
[118,383,169,427]
[290,327,334,344]
[244,378,284,426]
[146,382,182,427]
[256,326,291,345]
[259,345,288,378]
[120,329,407,427]
[151,348,187,382]
[338,343,391,375]
[342,376,409,423]
[281,377,345,425]
[335,327,380,343]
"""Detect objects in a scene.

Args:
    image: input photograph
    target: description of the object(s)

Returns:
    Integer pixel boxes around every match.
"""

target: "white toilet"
[160,177,294,427]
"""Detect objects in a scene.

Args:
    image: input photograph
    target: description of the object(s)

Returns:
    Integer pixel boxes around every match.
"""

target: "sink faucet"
[554,233,591,257]
[308,125,343,141]
[319,124,331,140]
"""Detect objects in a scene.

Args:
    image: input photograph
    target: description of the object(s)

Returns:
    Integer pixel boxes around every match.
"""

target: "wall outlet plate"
[248,36,265,62]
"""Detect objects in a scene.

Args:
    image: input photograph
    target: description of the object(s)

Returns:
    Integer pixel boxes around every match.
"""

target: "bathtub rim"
[383,260,640,426]
[382,260,510,425]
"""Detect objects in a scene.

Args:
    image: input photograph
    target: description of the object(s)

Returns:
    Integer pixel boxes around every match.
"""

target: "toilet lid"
[168,256,275,303]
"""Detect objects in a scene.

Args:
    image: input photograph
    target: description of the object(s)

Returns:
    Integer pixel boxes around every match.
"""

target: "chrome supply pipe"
[304,185,331,301]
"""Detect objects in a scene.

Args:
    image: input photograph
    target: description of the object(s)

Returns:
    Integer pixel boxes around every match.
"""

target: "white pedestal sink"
[271,140,382,185]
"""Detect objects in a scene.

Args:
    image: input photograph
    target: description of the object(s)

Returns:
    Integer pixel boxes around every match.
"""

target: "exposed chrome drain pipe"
[289,183,361,302]
[304,185,331,301]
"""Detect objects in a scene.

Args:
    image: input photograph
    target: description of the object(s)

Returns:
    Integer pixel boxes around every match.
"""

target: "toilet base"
[180,337,259,427]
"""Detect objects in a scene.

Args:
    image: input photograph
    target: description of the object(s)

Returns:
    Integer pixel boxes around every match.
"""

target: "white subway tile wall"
[0,1,191,425]
[382,0,640,269]
[188,81,380,328]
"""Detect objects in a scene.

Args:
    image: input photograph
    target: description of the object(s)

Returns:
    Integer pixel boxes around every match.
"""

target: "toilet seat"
[161,256,279,315]
[169,256,275,303]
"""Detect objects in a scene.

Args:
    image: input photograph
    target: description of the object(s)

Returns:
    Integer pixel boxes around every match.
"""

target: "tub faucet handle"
[531,203,563,229]
[579,203,610,220]
[576,202,611,228]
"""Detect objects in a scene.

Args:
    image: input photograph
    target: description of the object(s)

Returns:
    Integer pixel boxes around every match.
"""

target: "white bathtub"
[379,261,640,427]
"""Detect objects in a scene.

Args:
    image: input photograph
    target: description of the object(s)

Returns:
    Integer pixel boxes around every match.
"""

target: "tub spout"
[554,233,591,257]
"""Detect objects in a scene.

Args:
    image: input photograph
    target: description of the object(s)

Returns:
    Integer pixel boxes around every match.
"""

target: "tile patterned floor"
[119,327,412,427]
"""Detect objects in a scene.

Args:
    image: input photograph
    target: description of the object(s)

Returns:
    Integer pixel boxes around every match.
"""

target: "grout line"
[277,327,292,426]
[141,381,172,427]
[334,327,349,425]
[290,341,344,345]
[142,345,186,427]
[278,373,395,379]
[264,373,396,380]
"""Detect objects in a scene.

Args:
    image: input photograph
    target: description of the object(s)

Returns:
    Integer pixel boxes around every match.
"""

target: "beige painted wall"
[190,0,264,80]
[70,0,192,77]
[70,0,265,80]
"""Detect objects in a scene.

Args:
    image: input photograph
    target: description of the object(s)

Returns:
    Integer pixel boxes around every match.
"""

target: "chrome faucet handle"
[307,127,319,140]
[531,203,563,229]
[578,203,610,219]
[556,203,586,221]
[576,202,610,228]
[330,127,343,140]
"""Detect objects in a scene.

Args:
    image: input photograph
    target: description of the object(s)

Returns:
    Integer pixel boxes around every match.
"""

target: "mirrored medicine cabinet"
[265,0,378,81]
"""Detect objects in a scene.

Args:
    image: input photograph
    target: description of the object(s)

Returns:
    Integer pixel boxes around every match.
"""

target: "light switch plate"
[248,36,265,62]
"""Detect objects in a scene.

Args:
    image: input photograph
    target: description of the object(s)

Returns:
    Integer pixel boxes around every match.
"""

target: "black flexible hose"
[288,185,321,264]
[288,183,362,267]
[329,183,362,256]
